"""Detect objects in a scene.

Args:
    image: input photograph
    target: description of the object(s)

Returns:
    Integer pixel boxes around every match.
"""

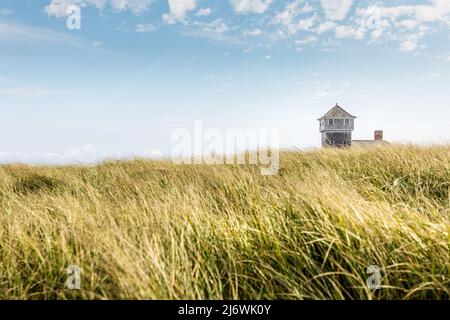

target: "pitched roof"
[318,104,357,120]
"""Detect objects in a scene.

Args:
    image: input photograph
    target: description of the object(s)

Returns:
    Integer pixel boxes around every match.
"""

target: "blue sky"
[0,0,449,163]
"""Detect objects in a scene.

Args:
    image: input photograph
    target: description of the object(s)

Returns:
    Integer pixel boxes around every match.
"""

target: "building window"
[328,119,334,126]
[345,119,350,126]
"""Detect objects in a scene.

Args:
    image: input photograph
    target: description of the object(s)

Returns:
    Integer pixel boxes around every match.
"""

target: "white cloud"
[322,38,340,48]
[270,0,449,53]
[182,19,232,42]
[352,1,450,52]
[196,7,212,16]
[297,15,318,31]
[399,39,418,52]
[272,1,319,36]
[43,0,71,18]
[135,23,157,32]
[39,0,450,55]
[115,22,129,32]
[0,88,71,97]
[356,1,450,27]
[163,0,197,24]
[396,19,420,30]
[295,35,318,45]
[230,0,273,14]
[0,145,97,164]
[273,1,312,25]
[0,8,14,15]
[44,0,153,17]
[141,149,164,158]
[314,81,350,97]
[320,0,353,21]
[237,1,449,55]
[200,19,229,34]
[45,0,104,17]
[335,25,364,39]
[370,29,383,41]
[0,145,164,164]
[315,21,337,34]
[66,144,96,157]
[110,0,153,14]
[243,28,262,36]
[0,21,102,51]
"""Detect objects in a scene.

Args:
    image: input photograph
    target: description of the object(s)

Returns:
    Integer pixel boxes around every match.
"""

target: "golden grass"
[0,144,448,299]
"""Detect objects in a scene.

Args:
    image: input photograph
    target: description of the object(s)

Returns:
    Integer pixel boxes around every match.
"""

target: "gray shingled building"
[319,104,386,148]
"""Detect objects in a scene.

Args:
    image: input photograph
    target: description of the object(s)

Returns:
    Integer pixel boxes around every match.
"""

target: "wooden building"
[318,104,386,147]
[318,104,356,147]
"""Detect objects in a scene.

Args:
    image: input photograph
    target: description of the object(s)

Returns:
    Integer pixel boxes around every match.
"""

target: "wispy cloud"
[0,145,166,164]
[320,0,353,21]
[0,21,106,52]
[0,88,72,97]
[181,19,239,43]
[243,28,263,36]
[0,8,14,15]
[0,144,96,164]
[195,7,212,17]
[44,0,153,17]
[163,0,197,24]
[230,0,273,14]
[35,0,450,55]
[135,23,157,33]
[269,0,450,53]
[295,35,318,45]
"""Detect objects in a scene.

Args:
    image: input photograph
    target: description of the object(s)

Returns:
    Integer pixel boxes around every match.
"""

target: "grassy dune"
[0,145,448,299]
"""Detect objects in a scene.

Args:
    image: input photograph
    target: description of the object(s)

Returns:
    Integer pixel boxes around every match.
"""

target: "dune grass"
[0,144,448,300]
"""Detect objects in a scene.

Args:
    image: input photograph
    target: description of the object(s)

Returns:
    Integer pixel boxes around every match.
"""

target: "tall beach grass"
[0,144,448,299]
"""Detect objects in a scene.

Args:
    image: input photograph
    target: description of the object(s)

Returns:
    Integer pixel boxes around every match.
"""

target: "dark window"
[345,119,350,125]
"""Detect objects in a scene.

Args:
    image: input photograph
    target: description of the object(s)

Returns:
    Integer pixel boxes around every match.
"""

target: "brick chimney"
[374,130,384,141]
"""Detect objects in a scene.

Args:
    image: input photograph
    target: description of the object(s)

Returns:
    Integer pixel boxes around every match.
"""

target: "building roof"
[318,104,357,120]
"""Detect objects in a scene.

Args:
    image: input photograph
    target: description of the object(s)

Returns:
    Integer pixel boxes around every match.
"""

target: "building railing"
[320,123,354,131]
